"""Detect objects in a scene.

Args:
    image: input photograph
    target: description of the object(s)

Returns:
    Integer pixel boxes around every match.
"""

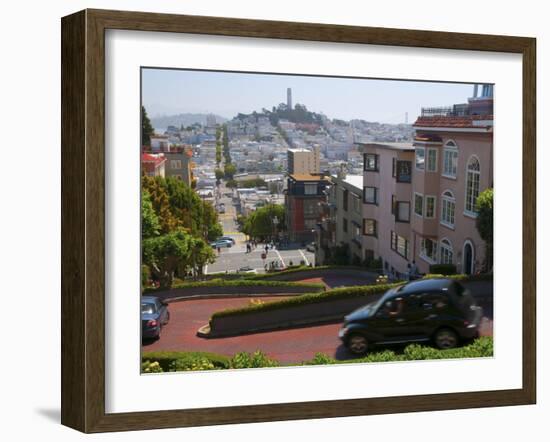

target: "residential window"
[392,158,396,177]
[343,188,349,211]
[440,239,454,264]
[352,194,361,213]
[415,147,425,170]
[363,219,377,236]
[391,195,396,215]
[396,202,410,223]
[304,183,317,195]
[363,186,378,205]
[414,193,424,216]
[441,190,456,228]
[391,231,409,259]
[396,160,412,183]
[465,156,481,215]
[420,238,438,263]
[427,148,438,172]
[425,196,436,219]
[304,219,317,230]
[364,153,379,171]
[343,218,348,233]
[443,141,458,178]
[303,200,317,216]
[170,160,182,169]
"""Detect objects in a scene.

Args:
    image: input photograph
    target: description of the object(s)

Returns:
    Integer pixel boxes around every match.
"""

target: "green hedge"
[142,351,230,371]
[423,273,493,282]
[211,283,397,319]
[304,336,493,364]
[242,265,370,280]
[429,264,457,275]
[143,278,325,294]
[210,273,492,320]
[141,338,493,372]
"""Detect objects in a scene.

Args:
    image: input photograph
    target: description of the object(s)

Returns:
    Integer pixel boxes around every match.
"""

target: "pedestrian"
[265,244,269,255]
[217,246,221,255]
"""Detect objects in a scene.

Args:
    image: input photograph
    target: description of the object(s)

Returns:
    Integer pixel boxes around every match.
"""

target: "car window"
[420,293,449,310]
[141,303,156,314]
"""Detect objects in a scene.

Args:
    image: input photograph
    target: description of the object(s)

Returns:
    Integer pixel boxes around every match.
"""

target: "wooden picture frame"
[61,8,536,433]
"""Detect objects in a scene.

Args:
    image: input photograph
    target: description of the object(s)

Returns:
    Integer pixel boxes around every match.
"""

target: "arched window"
[440,238,454,264]
[442,140,458,178]
[465,156,481,215]
[440,190,455,228]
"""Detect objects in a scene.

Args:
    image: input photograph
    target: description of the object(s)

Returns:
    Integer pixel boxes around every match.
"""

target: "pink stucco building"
[360,84,493,277]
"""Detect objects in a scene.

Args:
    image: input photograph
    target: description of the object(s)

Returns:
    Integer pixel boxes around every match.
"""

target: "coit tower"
[287,88,292,110]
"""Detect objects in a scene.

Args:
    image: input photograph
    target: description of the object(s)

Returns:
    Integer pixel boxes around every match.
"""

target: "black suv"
[339,278,482,355]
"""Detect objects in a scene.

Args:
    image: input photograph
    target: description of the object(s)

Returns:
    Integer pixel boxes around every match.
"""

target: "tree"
[142,229,192,288]
[186,236,216,279]
[242,204,285,240]
[141,105,154,146]
[476,188,493,272]
[141,191,160,239]
[215,168,224,181]
[224,163,237,179]
[142,176,178,234]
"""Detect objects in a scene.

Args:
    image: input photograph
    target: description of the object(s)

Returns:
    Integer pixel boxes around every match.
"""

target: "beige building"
[164,149,193,187]
[317,171,364,265]
[287,146,320,174]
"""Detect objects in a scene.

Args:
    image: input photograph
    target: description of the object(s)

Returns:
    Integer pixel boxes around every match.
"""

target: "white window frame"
[426,148,438,172]
[439,238,454,265]
[414,192,424,217]
[415,147,425,171]
[464,155,481,217]
[420,237,438,264]
[440,190,456,229]
[425,195,436,219]
[442,140,458,179]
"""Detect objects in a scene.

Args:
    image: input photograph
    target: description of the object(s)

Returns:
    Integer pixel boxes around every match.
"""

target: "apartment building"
[411,92,493,275]
[359,84,493,277]
[316,170,363,265]
[359,142,415,276]
[285,173,331,243]
[164,148,193,187]
[287,146,320,174]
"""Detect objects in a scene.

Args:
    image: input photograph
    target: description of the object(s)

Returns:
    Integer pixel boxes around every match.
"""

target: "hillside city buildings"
[145,83,491,277]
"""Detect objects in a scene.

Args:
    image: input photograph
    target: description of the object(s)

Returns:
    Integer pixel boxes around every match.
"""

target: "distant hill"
[151,113,227,129]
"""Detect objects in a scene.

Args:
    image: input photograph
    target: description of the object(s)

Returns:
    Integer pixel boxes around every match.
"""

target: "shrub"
[211,283,397,319]
[229,351,279,369]
[141,265,151,289]
[141,360,163,373]
[169,355,218,372]
[142,351,230,371]
[303,353,337,365]
[429,264,457,275]
[143,278,325,293]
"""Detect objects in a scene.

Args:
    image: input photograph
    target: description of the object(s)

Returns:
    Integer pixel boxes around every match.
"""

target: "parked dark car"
[141,296,170,340]
[339,278,482,354]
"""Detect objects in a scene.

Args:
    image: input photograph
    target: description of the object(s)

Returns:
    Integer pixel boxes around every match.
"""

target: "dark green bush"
[429,264,457,275]
[142,338,493,372]
[211,283,397,319]
[143,278,325,294]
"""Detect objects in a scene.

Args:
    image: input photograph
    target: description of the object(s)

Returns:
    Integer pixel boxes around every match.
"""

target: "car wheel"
[434,328,459,349]
[347,334,368,355]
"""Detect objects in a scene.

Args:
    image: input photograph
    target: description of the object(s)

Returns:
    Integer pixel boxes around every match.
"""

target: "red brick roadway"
[142,277,493,364]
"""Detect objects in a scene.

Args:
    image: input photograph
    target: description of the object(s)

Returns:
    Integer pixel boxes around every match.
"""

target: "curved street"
[142,292,493,365]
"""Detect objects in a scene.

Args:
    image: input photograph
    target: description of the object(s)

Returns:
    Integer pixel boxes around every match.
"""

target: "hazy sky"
[142,68,475,124]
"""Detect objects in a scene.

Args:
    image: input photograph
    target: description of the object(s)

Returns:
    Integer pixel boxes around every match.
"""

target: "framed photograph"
[61,9,536,433]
